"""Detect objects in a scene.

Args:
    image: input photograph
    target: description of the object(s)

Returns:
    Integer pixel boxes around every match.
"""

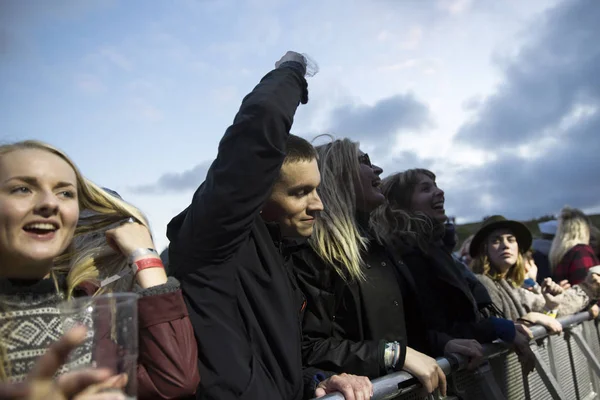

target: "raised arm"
[168,52,309,265]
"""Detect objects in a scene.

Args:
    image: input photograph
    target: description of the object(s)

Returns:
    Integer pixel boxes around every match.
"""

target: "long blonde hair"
[0,140,149,380]
[549,206,591,273]
[371,169,444,253]
[309,137,367,282]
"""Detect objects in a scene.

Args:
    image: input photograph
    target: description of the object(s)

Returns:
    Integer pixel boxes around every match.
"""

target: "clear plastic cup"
[59,293,139,399]
[301,53,319,77]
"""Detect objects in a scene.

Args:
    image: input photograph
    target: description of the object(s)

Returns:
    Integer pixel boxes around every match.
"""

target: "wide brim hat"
[469,215,532,258]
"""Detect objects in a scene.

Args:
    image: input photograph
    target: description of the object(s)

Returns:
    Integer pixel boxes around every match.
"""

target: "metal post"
[531,346,567,400]
[474,362,506,400]
[570,329,600,378]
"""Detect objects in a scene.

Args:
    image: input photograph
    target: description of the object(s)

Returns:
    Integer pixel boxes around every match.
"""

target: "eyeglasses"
[358,153,372,168]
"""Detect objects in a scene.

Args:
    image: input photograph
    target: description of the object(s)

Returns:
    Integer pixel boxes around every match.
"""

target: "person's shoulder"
[290,244,324,269]
[474,273,494,286]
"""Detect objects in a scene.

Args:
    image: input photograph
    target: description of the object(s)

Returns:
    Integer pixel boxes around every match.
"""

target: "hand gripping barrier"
[314,311,600,400]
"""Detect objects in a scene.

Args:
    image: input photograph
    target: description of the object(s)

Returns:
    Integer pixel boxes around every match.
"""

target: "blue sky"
[2,0,599,251]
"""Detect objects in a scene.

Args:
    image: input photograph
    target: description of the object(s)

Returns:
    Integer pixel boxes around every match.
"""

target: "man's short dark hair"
[284,134,317,165]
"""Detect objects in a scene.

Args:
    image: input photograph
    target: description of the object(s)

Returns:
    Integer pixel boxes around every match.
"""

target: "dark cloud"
[461,95,482,112]
[456,0,600,149]
[129,160,212,194]
[446,0,600,222]
[379,151,436,178]
[446,110,600,222]
[328,93,433,154]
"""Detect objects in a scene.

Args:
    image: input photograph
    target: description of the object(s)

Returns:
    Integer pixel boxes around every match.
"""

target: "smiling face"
[354,151,385,212]
[0,148,80,279]
[410,173,446,223]
[262,159,324,238]
[486,228,519,273]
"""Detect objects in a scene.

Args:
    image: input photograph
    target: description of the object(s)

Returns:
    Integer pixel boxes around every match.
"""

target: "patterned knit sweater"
[0,277,92,382]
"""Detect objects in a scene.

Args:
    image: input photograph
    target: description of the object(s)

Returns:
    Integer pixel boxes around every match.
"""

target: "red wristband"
[131,257,164,274]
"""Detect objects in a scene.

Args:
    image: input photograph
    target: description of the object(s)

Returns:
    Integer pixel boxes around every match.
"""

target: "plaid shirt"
[554,244,599,285]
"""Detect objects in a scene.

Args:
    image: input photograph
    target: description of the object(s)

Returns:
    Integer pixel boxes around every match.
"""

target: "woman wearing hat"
[470,216,563,333]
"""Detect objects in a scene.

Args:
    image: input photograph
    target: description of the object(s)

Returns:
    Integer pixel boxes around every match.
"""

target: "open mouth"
[372,179,382,187]
[23,222,59,236]
[432,202,445,211]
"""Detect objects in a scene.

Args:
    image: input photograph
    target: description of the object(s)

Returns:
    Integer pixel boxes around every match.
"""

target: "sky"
[1,0,599,251]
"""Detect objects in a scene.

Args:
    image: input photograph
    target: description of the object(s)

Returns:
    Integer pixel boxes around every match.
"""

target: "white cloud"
[97,46,133,71]
[130,97,163,122]
[438,0,473,15]
[75,73,106,94]
[402,26,424,50]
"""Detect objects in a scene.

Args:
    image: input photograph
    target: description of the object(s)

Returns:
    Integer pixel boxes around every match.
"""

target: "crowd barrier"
[315,311,600,400]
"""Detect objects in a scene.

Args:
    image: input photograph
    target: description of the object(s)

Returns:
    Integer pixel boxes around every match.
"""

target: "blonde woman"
[470,216,563,333]
[0,141,199,399]
[550,206,599,285]
[290,138,497,396]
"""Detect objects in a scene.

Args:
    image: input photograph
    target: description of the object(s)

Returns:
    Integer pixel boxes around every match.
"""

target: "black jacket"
[401,245,499,347]
[167,65,322,400]
[292,239,409,379]
[292,232,466,379]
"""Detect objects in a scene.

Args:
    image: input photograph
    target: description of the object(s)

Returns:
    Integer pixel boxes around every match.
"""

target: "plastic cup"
[59,293,139,399]
[301,53,319,77]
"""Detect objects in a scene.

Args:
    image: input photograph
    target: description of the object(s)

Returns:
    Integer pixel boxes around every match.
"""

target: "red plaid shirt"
[553,244,599,285]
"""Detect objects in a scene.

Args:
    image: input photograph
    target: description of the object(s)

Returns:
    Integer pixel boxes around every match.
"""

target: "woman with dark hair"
[292,139,492,396]
[371,169,535,372]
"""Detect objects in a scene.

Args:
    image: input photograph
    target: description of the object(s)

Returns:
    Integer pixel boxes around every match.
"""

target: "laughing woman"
[0,141,199,399]
[371,169,536,372]
[290,138,499,397]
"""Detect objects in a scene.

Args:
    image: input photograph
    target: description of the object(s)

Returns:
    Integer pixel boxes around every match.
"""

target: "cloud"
[402,26,424,50]
[461,95,482,111]
[128,97,164,122]
[327,93,433,155]
[97,46,133,71]
[131,92,433,196]
[455,0,600,150]
[437,0,473,15]
[446,108,600,222]
[441,0,600,222]
[380,151,436,177]
[75,73,106,94]
[130,160,212,194]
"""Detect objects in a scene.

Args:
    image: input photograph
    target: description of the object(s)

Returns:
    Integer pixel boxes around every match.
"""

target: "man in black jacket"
[167,51,372,400]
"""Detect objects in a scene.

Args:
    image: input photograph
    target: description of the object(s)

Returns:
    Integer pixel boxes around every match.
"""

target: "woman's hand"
[523,312,563,334]
[512,325,535,375]
[0,327,127,400]
[444,339,484,370]
[105,222,155,259]
[105,222,167,288]
[542,278,565,309]
[403,347,447,397]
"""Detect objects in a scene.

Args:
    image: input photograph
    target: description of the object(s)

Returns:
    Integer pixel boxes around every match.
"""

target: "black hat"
[469,215,532,258]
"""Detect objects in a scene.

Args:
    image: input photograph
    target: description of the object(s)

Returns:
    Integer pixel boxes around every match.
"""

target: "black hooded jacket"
[167,64,325,400]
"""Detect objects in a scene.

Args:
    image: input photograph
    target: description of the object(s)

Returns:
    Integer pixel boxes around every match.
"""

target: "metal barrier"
[315,311,600,400]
